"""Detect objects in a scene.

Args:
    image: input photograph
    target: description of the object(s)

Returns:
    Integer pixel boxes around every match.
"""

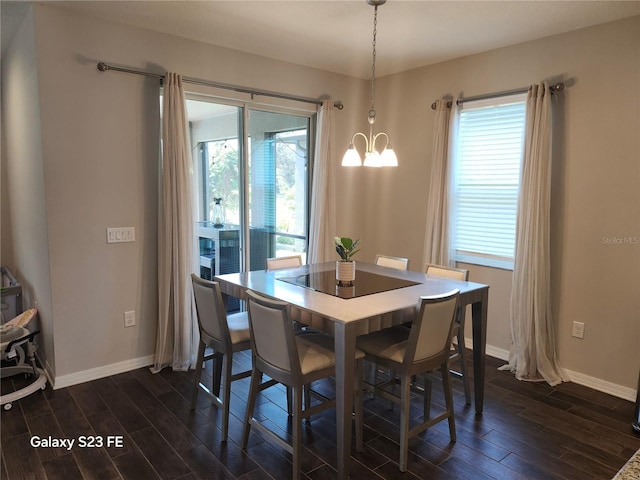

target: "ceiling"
[3,1,640,78]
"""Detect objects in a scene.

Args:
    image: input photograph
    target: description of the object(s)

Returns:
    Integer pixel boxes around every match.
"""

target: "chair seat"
[357,326,410,364]
[299,332,365,359]
[227,312,250,344]
[295,336,335,374]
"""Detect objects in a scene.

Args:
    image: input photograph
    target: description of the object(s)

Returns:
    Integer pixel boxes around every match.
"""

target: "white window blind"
[452,94,526,269]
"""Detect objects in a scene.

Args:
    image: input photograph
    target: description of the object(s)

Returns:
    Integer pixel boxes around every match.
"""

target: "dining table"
[215,261,489,479]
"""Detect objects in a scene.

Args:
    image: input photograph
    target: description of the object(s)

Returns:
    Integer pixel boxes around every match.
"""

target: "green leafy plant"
[334,237,360,262]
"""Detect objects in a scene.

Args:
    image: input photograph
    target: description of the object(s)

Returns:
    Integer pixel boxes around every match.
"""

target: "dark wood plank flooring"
[1,354,638,479]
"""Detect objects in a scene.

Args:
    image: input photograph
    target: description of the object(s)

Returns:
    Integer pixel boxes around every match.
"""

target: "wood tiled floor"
[1,353,638,479]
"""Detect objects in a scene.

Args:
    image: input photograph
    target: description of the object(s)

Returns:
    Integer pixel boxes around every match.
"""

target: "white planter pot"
[336,261,356,286]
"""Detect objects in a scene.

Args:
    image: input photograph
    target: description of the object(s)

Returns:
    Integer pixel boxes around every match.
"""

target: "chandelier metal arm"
[371,131,389,152]
[350,126,389,155]
[350,131,370,153]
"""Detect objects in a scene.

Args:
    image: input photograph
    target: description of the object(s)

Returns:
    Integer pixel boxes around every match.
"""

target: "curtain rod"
[97,62,344,110]
[430,82,565,110]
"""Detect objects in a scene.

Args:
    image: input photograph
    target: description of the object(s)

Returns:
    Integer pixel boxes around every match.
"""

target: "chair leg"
[212,352,223,397]
[365,359,377,384]
[303,384,311,422]
[190,341,206,410]
[292,385,303,480]
[242,368,262,449]
[456,329,472,405]
[423,374,433,421]
[399,374,411,472]
[221,353,233,442]
[287,386,293,416]
[441,363,457,442]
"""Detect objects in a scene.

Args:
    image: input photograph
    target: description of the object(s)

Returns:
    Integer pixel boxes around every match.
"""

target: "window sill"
[454,254,514,271]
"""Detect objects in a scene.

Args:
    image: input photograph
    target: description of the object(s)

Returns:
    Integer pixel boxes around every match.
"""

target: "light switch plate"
[107,227,135,244]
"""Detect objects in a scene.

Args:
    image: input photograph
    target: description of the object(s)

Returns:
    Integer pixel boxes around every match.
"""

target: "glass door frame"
[187,92,317,274]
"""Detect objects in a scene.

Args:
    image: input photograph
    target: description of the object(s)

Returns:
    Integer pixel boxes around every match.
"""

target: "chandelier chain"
[370,5,378,114]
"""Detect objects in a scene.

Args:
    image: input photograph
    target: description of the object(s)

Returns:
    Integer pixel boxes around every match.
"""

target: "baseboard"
[53,355,155,390]
[563,369,637,402]
[466,337,637,402]
[51,341,637,402]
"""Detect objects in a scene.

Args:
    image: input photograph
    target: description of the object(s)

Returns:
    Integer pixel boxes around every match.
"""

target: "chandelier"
[342,0,398,168]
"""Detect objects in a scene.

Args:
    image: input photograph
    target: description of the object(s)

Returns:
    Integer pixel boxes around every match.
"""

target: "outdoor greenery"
[205,130,307,251]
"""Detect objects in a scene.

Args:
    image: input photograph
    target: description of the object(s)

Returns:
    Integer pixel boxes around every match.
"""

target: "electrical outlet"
[124,310,136,328]
[571,321,584,339]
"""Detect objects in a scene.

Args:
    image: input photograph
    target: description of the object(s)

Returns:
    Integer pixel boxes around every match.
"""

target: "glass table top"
[277,269,421,299]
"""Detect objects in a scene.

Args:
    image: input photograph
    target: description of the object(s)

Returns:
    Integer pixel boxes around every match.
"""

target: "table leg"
[471,290,488,414]
[334,322,356,480]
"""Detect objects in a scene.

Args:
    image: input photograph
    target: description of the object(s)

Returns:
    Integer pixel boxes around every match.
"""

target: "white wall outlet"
[124,310,136,327]
[107,227,135,244]
[571,321,584,339]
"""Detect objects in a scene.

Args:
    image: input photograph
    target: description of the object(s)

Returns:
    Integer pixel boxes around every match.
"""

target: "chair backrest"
[375,254,409,271]
[191,274,231,348]
[406,290,459,365]
[246,290,299,376]
[425,264,468,281]
[266,255,303,271]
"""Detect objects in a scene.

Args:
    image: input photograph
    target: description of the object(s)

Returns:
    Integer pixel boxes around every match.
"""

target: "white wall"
[3,4,637,397]
[3,3,364,384]
[1,6,55,376]
[364,16,640,395]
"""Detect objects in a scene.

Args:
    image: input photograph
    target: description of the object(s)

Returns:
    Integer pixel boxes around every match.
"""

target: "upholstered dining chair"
[425,263,471,405]
[375,254,409,271]
[356,290,460,472]
[266,254,303,271]
[369,254,411,382]
[242,290,364,480]
[190,274,252,442]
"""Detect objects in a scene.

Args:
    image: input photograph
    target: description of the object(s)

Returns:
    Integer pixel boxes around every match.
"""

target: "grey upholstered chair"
[242,290,364,480]
[357,290,460,472]
[425,263,471,405]
[368,254,410,381]
[190,274,252,442]
[375,254,409,271]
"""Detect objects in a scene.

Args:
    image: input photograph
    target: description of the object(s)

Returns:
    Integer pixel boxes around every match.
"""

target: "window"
[451,93,527,269]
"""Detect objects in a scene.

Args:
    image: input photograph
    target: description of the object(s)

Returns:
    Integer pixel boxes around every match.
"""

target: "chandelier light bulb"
[342,144,363,167]
[363,151,382,168]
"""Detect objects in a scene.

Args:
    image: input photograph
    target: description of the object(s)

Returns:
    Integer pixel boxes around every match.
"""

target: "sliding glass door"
[187,97,311,284]
[247,109,310,269]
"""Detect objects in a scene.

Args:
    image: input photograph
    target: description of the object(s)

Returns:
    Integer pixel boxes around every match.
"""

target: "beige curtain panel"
[502,82,565,385]
[153,72,197,373]
[423,98,453,267]
[308,99,336,264]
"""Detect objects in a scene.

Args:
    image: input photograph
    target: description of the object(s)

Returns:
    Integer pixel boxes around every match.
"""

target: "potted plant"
[334,236,360,285]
